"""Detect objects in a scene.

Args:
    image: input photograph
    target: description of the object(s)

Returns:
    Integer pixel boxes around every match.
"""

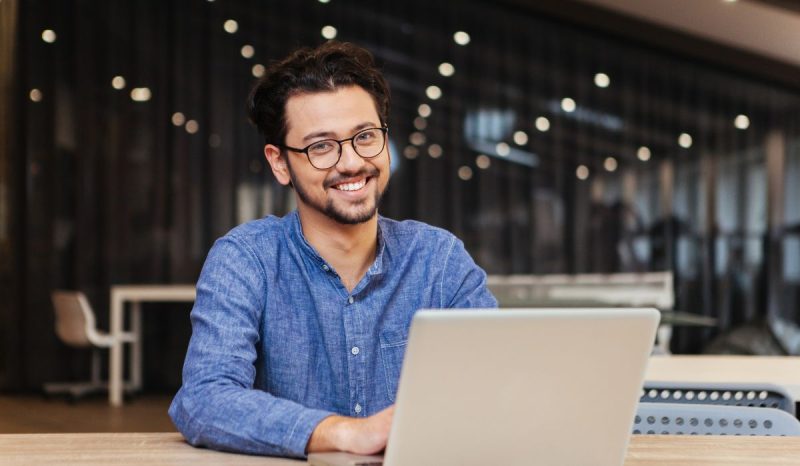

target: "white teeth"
[334,179,367,192]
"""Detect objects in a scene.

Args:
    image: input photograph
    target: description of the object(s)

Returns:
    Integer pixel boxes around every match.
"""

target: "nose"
[336,140,364,172]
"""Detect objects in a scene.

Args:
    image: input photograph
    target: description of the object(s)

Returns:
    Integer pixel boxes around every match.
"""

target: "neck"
[296,204,378,292]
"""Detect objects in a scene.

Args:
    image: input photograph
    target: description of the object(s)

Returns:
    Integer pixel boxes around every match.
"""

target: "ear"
[264,144,291,186]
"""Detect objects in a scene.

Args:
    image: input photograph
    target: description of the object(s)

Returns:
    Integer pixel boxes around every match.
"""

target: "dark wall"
[2,0,800,391]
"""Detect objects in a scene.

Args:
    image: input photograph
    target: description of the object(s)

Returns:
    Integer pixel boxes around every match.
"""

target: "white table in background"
[646,355,800,401]
[109,284,197,406]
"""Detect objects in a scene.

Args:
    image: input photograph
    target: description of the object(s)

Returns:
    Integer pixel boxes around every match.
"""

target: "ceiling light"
[438,62,455,77]
[240,45,255,58]
[171,112,186,126]
[185,120,199,134]
[425,85,442,100]
[130,87,152,102]
[535,116,550,132]
[678,133,693,148]
[496,142,510,156]
[453,31,471,46]
[403,146,419,159]
[41,29,57,43]
[321,25,337,39]
[111,76,126,90]
[418,104,431,117]
[594,73,610,88]
[458,166,473,180]
[637,146,651,161]
[223,20,238,34]
[734,114,750,130]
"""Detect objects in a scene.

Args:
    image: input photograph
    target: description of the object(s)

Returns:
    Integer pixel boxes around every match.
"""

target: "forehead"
[284,85,381,140]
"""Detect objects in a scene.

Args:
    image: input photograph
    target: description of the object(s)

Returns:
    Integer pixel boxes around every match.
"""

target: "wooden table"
[109,285,197,407]
[646,355,800,400]
[2,432,800,465]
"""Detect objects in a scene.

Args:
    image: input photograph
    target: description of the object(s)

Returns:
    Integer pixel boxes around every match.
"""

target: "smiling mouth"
[331,177,369,192]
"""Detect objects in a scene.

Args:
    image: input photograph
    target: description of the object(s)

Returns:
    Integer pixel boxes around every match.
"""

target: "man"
[169,41,497,458]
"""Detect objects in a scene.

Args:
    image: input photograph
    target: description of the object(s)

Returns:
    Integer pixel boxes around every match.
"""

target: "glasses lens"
[307,139,340,169]
[353,128,385,158]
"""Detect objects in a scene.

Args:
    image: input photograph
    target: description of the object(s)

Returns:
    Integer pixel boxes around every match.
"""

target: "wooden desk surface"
[646,355,800,399]
[3,432,800,465]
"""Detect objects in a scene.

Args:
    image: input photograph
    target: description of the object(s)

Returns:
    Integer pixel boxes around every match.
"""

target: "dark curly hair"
[247,41,390,146]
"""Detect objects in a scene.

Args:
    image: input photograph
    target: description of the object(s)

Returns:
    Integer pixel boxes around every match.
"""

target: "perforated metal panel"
[633,402,800,436]
[640,381,795,415]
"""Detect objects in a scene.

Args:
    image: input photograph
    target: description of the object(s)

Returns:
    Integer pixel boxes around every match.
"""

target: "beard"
[286,159,386,225]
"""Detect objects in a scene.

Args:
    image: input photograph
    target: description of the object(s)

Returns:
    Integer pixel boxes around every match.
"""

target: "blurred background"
[1,0,799,403]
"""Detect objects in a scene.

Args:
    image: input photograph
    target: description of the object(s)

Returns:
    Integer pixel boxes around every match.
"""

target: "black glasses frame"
[279,126,389,170]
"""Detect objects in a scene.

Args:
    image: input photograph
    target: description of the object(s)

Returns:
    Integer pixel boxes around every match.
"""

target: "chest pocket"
[379,329,408,402]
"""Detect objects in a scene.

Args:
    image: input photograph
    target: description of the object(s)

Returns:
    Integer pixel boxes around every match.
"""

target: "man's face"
[275,85,390,225]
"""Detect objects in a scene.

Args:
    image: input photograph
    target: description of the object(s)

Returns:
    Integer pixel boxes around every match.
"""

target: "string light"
[41,29,57,43]
[252,64,265,78]
[223,20,238,34]
[594,73,610,88]
[428,144,443,158]
[513,131,528,145]
[418,104,432,118]
[425,85,442,100]
[637,146,651,161]
[476,154,491,169]
[458,166,473,180]
[438,63,455,77]
[535,116,550,132]
[111,76,126,90]
[171,112,186,126]
[29,89,43,102]
[321,25,337,39]
[561,97,576,112]
[576,165,589,180]
[240,45,255,59]
[453,31,470,45]
[678,133,693,148]
[734,114,750,130]
[604,157,618,172]
[130,87,151,102]
[496,142,510,156]
[185,120,199,134]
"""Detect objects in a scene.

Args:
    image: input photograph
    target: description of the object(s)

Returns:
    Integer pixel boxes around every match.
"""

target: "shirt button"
[351,346,360,355]
[348,296,354,304]
[322,264,330,271]
[354,404,362,414]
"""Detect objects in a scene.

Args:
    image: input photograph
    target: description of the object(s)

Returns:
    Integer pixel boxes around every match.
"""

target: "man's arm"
[169,236,334,458]
[440,236,498,308]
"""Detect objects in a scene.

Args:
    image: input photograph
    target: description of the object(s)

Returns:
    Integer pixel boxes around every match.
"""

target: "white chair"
[43,291,136,399]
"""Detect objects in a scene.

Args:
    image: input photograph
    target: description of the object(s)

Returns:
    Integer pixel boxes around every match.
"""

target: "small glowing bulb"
[223,19,238,34]
[476,154,491,169]
[604,157,618,172]
[594,73,610,88]
[171,112,186,126]
[426,85,442,100]
[678,132,693,148]
[111,76,126,90]
[637,146,651,161]
[252,64,265,78]
[496,142,510,156]
[458,166,473,180]
[535,116,550,132]
[185,120,199,134]
[321,25,337,39]
[576,165,589,180]
[453,31,471,45]
[240,45,255,59]
[29,88,43,102]
[438,62,455,77]
[561,98,576,113]
[513,131,528,145]
[41,29,57,43]
[734,114,750,130]
[418,104,432,118]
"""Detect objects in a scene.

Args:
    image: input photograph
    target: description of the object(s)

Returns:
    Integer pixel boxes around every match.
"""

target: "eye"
[308,140,336,155]
[355,130,377,142]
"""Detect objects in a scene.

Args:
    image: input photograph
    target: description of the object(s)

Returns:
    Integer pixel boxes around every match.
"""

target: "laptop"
[308,308,660,466]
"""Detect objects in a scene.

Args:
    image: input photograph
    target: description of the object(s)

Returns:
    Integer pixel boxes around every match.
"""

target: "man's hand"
[307,405,395,455]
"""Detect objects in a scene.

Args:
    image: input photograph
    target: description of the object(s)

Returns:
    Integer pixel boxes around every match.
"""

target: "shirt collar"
[287,210,386,277]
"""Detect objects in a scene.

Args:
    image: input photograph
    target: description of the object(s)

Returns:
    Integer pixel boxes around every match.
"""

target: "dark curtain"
[2,0,800,391]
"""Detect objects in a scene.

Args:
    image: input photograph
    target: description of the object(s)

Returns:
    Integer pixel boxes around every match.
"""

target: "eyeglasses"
[280,126,388,170]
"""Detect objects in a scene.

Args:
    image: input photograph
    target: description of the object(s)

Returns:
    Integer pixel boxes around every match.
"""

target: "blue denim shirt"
[169,211,497,458]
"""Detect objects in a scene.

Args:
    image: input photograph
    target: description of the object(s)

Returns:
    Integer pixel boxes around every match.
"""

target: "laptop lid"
[312,308,660,466]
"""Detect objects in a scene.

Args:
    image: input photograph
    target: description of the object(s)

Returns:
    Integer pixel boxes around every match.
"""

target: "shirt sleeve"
[440,236,499,308]
[169,235,333,458]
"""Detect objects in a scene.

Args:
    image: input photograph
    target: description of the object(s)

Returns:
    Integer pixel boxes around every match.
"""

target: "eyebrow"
[301,122,378,143]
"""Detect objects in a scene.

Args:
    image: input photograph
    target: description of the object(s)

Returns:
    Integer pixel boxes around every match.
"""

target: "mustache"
[324,167,380,189]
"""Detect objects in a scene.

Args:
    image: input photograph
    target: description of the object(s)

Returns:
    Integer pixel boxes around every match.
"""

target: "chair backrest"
[641,381,795,415]
[634,402,800,436]
[51,291,97,348]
